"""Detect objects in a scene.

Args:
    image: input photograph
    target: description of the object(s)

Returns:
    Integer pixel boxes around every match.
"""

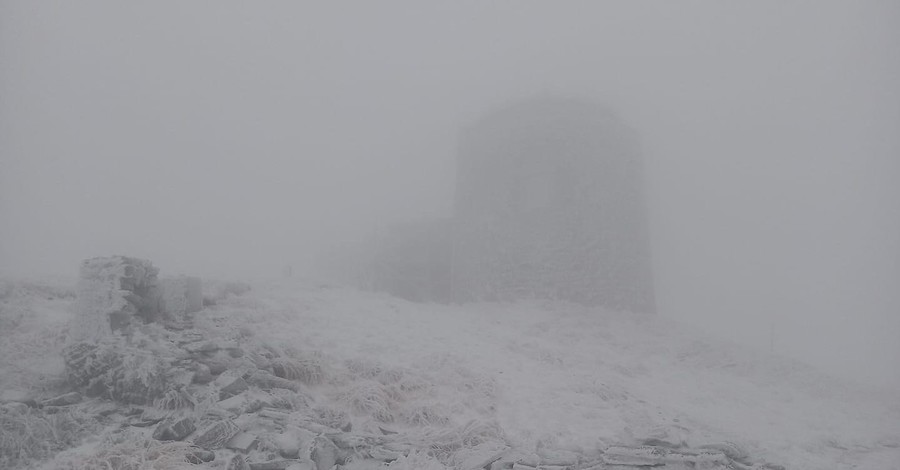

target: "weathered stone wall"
[71,256,160,341]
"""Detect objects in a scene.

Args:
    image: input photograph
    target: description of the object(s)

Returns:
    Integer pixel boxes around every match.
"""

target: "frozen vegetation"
[1,273,898,470]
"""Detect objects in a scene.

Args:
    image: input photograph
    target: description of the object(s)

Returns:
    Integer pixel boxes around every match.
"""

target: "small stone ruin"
[71,256,160,341]
[70,256,203,342]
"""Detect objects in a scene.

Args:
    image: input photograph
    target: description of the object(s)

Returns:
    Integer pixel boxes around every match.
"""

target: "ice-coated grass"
[401,404,451,427]
[420,418,507,462]
[0,407,98,467]
[271,356,325,385]
[311,405,350,429]
[336,381,396,423]
[384,450,449,470]
[266,388,312,410]
[153,388,196,412]
[47,436,201,470]
[0,279,72,393]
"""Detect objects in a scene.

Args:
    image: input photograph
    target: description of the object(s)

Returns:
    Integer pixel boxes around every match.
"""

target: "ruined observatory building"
[451,97,655,313]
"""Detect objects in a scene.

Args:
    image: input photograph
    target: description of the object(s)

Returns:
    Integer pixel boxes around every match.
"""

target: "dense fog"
[1,0,898,390]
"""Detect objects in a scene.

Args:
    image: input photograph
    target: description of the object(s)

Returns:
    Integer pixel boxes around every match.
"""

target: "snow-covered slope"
[243,280,900,470]
[2,277,898,469]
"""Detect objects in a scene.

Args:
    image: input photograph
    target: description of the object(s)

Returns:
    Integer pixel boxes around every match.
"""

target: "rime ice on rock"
[71,256,161,341]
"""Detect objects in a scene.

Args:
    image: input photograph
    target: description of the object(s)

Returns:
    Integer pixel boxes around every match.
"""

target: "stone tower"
[451,97,655,313]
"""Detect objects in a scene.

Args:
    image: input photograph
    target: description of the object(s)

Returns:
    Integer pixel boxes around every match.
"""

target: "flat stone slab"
[216,372,250,399]
[249,460,302,470]
[227,431,259,453]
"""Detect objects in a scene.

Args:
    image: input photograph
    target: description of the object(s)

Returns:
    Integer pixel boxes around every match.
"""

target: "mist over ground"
[1,0,898,391]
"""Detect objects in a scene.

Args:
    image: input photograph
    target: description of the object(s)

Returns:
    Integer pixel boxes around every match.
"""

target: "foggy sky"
[1,2,898,387]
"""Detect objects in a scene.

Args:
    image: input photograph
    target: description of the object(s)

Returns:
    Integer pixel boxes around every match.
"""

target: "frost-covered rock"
[226,431,259,452]
[247,370,303,392]
[152,416,197,441]
[216,372,250,400]
[62,340,175,405]
[309,435,339,470]
[193,419,241,450]
[227,454,251,470]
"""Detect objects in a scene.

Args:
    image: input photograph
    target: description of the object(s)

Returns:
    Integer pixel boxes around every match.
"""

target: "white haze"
[1,1,898,388]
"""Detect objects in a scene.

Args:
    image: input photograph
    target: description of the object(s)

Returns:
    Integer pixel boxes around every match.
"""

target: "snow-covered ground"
[228,279,900,469]
[2,276,899,469]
